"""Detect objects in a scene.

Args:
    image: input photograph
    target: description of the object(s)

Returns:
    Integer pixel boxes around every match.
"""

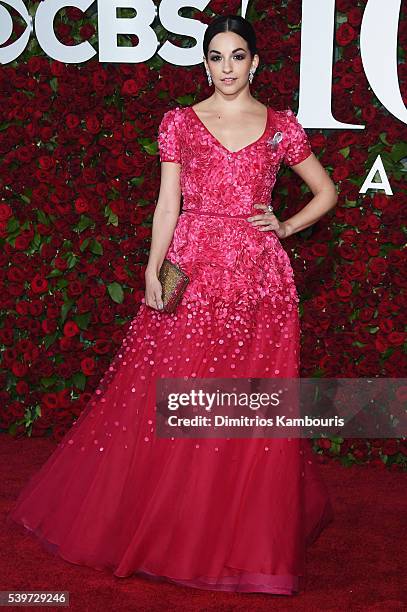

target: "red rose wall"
[0,0,406,469]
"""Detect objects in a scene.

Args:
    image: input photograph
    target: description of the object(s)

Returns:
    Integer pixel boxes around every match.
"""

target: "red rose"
[311,244,328,257]
[374,334,389,352]
[42,393,59,409]
[365,240,380,257]
[348,8,362,26]
[338,244,356,260]
[310,134,326,149]
[369,258,388,274]
[0,203,12,221]
[317,439,331,450]
[337,132,358,147]
[372,194,389,210]
[31,274,48,294]
[65,113,80,130]
[369,458,387,469]
[80,23,96,40]
[336,280,353,299]
[336,23,357,46]
[341,229,357,243]
[85,114,101,135]
[337,0,353,11]
[63,321,80,337]
[343,261,365,281]
[378,319,394,333]
[361,106,377,122]
[122,79,139,96]
[387,332,406,346]
[382,440,399,456]
[51,425,70,442]
[81,357,96,376]
[344,208,361,227]
[333,164,350,181]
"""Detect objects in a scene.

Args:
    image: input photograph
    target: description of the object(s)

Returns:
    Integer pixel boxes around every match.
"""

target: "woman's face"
[204,31,258,94]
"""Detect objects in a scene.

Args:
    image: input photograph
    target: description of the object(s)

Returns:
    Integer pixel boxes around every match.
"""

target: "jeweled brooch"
[267,131,283,150]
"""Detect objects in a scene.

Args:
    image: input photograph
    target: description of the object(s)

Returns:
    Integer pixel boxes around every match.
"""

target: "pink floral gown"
[7,105,334,596]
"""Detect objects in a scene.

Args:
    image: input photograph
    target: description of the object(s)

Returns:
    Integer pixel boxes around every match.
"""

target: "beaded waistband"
[182,208,249,219]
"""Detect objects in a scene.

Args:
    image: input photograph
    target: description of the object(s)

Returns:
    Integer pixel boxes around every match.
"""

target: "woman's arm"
[248,153,338,238]
[145,162,181,277]
[144,161,181,310]
[282,153,338,237]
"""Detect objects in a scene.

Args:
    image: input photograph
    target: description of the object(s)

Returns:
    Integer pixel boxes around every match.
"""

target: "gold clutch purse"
[158,259,190,313]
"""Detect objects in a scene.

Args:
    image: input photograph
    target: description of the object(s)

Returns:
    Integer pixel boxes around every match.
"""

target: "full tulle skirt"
[7,289,334,595]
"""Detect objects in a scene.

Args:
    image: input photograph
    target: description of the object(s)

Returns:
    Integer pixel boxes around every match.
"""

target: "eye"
[210,54,246,61]
[0,0,32,65]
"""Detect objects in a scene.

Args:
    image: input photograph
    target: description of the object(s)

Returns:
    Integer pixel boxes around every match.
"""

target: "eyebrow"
[209,48,246,54]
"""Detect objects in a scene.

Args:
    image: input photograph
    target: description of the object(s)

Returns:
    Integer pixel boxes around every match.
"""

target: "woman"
[8,15,338,596]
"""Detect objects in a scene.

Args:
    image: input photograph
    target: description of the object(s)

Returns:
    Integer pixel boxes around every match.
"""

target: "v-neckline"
[189,105,270,155]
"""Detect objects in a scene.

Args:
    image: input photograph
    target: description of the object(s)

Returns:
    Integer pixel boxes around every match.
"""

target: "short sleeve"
[157,108,181,164]
[283,109,312,166]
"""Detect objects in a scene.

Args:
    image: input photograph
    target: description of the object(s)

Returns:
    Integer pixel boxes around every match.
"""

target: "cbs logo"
[0,0,32,64]
[0,0,250,65]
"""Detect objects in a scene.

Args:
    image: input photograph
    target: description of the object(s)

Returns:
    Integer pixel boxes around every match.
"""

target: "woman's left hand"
[246,204,289,239]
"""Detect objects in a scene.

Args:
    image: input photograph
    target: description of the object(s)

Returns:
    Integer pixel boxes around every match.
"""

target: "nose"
[222,58,233,72]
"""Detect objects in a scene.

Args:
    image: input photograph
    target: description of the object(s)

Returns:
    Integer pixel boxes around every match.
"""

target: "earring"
[206,69,213,86]
[248,67,256,83]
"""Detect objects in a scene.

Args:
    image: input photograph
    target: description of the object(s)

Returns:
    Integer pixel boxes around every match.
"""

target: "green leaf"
[339,146,350,159]
[31,232,41,250]
[340,455,355,467]
[73,312,91,330]
[8,422,18,436]
[330,436,344,443]
[40,376,57,388]
[129,176,144,186]
[37,209,49,225]
[391,142,407,162]
[175,94,195,106]
[72,371,86,391]
[312,368,325,378]
[75,215,94,232]
[89,239,103,255]
[105,206,119,227]
[43,332,58,349]
[7,217,19,232]
[140,140,158,155]
[50,77,58,92]
[55,278,68,288]
[79,237,91,252]
[66,253,79,269]
[379,132,390,146]
[380,347,395,360]
[61,299,75,324]
[336,14,348,24]
[107,282,124,304]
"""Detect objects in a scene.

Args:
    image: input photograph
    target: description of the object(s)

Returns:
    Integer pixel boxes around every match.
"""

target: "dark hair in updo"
[203,14,258,59]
